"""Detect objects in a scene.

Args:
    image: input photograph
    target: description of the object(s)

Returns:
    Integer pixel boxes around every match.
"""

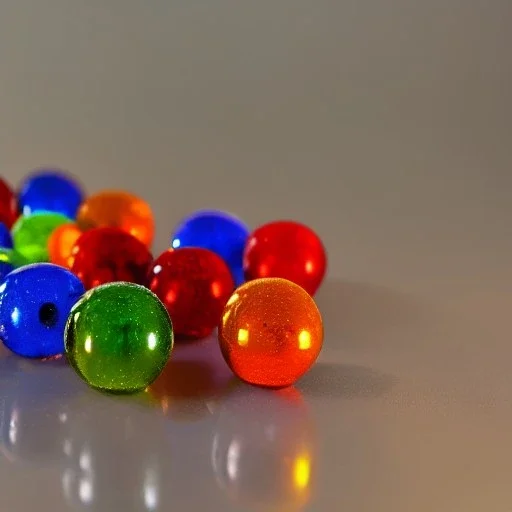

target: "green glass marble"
[65,282,174,393]
[0,247,29,268]
[12,211,71,263]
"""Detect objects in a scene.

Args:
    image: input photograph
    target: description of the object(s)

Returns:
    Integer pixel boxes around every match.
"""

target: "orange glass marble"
[48,223,82,268]
[218,278,323,388]
[76,190,154,247]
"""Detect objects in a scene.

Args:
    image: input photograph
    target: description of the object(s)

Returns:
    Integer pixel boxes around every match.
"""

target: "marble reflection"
[0,340,318,511]
[59,395,170,511]
[212,385,317,512]
[0,352,171,510]
[0,354,85,466]
[148,334,233,422]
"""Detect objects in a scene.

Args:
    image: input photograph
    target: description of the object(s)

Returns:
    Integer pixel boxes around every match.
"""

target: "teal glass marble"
[65,282,174,394]
[0,263,85,357]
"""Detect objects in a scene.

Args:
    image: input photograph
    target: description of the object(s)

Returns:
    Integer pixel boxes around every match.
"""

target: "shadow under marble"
[315,279,444,353]
[298,362,396,399]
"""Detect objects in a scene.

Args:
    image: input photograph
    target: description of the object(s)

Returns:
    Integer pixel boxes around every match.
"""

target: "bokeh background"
[1,1,511,289]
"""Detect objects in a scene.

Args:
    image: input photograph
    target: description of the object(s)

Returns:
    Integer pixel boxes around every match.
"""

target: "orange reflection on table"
[148,337,234,422]
[212,385,317,512]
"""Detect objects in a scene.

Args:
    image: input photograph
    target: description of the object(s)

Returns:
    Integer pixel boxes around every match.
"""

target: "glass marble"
[47,222,82,268]
[243,220,327,296]
[76,190,155,247]
[0,247,30,281]
[171,210,250,286]
[218,278,323,388]
[12,211,71,264]
[148,248,234,339]
[0,250,15,281]
[69,227,153,290]
[65,282,174,393]
[0,177,18,228]
[17,169,85,219]
[0,222,13,248]
[0,247,29,271]
[0,263,85,357]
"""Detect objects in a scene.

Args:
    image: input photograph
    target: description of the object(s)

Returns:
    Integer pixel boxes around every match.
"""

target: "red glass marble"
[148,248,235,339]
[243,221,327,296]
[0,178,18,228]
[69,227,153,289]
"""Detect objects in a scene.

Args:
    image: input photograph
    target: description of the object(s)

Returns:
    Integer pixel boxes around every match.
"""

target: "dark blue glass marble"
[170,210,250,286]
[0,261,14,282]
[0,248,24,282]
[0,222,13,248]
[0,263,85,357]
[17,169,84,219]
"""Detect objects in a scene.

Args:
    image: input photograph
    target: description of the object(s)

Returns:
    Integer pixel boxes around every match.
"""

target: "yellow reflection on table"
[211,385,317,512]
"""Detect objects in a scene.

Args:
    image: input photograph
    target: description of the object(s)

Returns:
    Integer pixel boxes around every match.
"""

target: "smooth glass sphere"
[65,282,174,393]
[76,190,155,247]
[171,210,250,286]
[0,263,85,357]
[12,212,71,263]
[0,222,13,248]
[17,169,85,219]
[148,248,234,339]
[243,220,327,296]
[0,178,18,228]
[48,222,82,268]
[218,278,323,387]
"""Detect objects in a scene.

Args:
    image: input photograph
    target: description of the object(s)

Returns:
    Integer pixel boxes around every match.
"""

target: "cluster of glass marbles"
[0,169,327,394]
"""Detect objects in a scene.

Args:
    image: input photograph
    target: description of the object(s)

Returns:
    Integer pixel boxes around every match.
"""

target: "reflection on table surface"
[0,337,317,512]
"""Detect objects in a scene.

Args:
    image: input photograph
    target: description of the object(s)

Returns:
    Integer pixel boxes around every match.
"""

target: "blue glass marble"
[0,263,85,357]
[18,169,85,219]
[0,223,13,248]
[0,261,14,282]
[171,210,250,286]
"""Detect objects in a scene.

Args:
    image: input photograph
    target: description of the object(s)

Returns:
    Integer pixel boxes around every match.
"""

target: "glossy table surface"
[1,1,512,510]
